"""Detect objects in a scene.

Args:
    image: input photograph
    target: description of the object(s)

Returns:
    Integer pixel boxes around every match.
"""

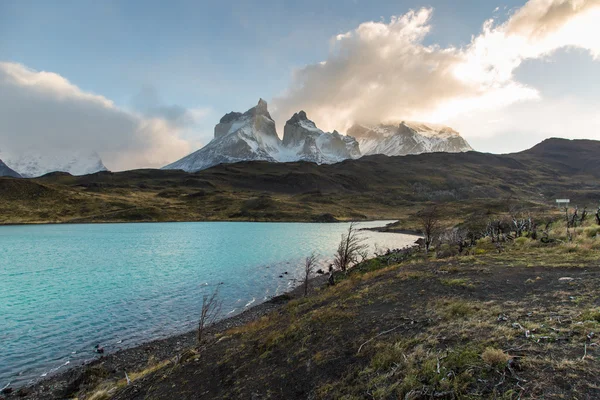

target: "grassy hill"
[0,138,599,225]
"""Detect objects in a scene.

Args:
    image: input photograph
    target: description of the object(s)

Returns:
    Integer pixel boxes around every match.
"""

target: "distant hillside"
[1,138,598,225]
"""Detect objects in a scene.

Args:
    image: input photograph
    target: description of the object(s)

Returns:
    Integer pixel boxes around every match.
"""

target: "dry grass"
[482,348,510,367]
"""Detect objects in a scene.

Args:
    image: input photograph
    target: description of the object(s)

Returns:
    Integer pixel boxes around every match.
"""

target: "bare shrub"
[417,206,441,254]
[198,286,222,343]
[303,253,318,296]
[333,222,368,272]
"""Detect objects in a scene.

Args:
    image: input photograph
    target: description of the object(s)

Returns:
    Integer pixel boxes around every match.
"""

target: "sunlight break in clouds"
[273,0,600,134]
[0,62,201,171]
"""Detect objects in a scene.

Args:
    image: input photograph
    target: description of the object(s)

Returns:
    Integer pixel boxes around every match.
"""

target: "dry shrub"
[481,347,509,367]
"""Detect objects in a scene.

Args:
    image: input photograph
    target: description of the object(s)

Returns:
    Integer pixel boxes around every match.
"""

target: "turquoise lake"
[0,221,416,388]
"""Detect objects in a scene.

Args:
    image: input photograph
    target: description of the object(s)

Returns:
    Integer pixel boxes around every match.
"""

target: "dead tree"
[198,286,222,344]
[327,264,335,286]
[580,207,588,224]
[302,254,318,296]
[568,206,579,228]
[417,206,441,254]
[333,222,368,272]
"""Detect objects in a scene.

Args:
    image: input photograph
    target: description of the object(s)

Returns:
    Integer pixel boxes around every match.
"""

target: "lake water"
[0,221,416,388]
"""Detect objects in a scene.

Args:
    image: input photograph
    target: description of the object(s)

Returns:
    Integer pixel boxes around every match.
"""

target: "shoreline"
[0,218,399,228]
[9,275,329,399]
[3,224,415,398]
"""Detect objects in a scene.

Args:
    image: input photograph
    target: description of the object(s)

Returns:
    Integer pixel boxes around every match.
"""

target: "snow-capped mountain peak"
[164,101,473,173]
[281,111,360,164]
[163,99,282,172]
[347,121,472,156]
[0,149,107,178]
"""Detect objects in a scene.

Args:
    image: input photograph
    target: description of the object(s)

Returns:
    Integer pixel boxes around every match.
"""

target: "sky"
[0,0,599,170]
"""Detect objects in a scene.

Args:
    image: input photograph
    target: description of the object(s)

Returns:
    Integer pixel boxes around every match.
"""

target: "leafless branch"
[303,253,318,296]
[198,285,222,343]
[333,222,368,272]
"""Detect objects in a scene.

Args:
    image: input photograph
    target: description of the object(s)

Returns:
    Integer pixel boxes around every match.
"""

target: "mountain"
[164,99,281,172]
[281,111,361,164]
[0,159,21,178]
[347,121,473,156]
[164,100,473,173]
[1,150,107,178]
[164,101,362,172]
[6,138,600,225]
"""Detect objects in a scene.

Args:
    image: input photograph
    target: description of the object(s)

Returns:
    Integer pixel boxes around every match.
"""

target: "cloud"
[273,0,600,134]
[131,85,210,129]
[0,62,199,171]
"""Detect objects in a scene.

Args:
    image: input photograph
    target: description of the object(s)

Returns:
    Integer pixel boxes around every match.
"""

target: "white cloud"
[273,0,600,137]
[0,62,201,171]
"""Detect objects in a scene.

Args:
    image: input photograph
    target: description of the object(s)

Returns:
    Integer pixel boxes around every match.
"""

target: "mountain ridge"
[2,137,598,225]
[164,99,473,172]
[0,150,108,178]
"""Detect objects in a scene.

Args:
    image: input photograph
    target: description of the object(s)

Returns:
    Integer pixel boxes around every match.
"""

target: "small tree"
[333,222,368,272]
[417,206,441,254]
[302,253,318,296]
[198,286,222,344]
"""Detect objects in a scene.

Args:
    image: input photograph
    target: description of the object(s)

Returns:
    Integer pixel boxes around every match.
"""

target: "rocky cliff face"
[163,99,282,172]
[281,111,360,164]
[348,122,473,156]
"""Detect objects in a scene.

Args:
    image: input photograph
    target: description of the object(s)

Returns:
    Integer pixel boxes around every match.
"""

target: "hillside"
[0,138,599,225]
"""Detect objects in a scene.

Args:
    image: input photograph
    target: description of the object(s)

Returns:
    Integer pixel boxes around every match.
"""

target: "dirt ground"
[106,258,600,399]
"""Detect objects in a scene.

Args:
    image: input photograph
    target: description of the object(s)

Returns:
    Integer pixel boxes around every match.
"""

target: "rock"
[559,277,574,282]
[1,388,13,395]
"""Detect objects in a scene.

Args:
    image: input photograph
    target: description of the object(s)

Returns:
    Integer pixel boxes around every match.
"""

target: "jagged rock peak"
[219,112,243,124]
[218,99,271,125]
[215,98,276,140]
[244,98,272,119]
[288,110,308,124]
